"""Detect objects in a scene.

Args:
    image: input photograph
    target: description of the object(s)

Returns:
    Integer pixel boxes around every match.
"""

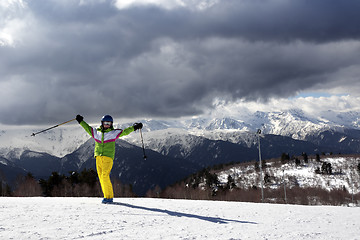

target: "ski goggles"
[103,121,112,125]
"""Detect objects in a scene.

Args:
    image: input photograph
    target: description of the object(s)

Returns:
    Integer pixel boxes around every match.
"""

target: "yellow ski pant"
[96,156,114,199]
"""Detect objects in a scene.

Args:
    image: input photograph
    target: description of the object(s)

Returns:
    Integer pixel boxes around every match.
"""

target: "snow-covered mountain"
[1,109,360,195]
[124,110,360,159]
[0,125,89,159]
[1,109,360,161]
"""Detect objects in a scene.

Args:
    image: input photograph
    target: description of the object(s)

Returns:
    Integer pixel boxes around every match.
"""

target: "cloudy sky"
[1,0,360,125]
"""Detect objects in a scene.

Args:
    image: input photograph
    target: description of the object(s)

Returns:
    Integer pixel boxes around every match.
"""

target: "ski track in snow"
[0,197,359,240]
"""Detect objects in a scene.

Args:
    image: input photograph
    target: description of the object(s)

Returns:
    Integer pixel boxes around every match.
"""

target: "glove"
[76,115,83,124]
[133,122,143,131]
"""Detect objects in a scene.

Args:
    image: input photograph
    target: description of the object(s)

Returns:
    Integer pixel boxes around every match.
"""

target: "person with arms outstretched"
[76,114,143,204]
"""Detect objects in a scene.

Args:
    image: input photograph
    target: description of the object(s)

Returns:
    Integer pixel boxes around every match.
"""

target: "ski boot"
[102,198,113,204]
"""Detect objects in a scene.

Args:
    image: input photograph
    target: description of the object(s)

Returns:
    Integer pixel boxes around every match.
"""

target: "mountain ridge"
[1,108,360,159]
[1,109,360,195]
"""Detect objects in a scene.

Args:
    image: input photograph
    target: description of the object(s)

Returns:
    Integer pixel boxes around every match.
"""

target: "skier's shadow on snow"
[111,202,257,225]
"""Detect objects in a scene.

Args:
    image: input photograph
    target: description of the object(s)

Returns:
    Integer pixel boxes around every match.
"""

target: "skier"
[76,114,143,204]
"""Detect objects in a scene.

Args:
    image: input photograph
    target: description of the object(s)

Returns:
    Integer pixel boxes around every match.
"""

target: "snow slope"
[0,197,359,240]
[217,156,360,195]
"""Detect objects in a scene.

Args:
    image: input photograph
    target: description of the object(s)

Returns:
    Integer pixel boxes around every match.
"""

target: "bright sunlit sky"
[1,0,360,126]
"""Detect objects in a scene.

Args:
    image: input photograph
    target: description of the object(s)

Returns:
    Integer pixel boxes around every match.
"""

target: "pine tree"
[48,172,64,187]
[48,172,66,197]
[226,175,236,189]
[302,152,309,164]
[205,170,219,188]
[262,159,267,169]
[321,162,327,174]
[321,162,332,174]
[264,173,271,184]
[68,171,80,186]
[281,153,290,164]
[79,168,97,188]
[327,163,332,174]
[39,178,50,196]
[255,162,259,171]
[38,172,66,197]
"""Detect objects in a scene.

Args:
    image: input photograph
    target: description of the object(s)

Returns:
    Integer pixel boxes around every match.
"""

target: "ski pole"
[139,128,147,160]
[31,118,76,137]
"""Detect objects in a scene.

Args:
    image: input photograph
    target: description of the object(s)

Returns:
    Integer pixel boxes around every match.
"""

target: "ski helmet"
[101,115,113,122]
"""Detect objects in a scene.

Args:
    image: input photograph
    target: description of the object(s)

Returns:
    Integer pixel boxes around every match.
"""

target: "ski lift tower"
[257,129,264,203]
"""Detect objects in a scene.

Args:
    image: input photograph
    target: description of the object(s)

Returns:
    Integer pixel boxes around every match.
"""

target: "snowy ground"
[0,197,359,240]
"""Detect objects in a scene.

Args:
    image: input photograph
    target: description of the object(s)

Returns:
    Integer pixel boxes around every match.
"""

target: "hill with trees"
[159,154,360,206]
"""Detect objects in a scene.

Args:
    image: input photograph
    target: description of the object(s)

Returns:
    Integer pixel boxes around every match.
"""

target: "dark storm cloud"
[1,0,360,125]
